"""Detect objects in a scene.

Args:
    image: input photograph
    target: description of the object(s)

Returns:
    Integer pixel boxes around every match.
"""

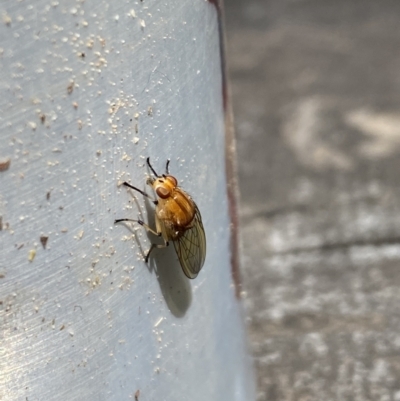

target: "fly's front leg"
[121,181,158,205]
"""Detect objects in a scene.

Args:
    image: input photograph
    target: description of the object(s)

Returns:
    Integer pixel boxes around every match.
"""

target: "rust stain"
[207,0,228,112]
[225,110,242,299]
[207,0,221,11]
[207,0,243,298]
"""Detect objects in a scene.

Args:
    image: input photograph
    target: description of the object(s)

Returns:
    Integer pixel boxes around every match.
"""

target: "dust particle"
[28,249,36,262]
[67,81,75,94]
[40,235,49,249]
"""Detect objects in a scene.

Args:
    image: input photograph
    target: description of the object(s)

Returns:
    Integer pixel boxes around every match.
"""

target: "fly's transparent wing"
[173,205,206,279]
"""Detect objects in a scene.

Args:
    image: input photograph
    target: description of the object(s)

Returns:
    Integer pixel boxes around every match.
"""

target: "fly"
[115,157,206,279]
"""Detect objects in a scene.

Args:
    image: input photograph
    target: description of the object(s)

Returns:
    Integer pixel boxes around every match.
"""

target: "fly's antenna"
[147,157,160,177]
[165,159,170,174]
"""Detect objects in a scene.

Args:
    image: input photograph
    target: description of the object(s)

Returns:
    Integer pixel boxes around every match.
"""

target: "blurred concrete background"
[225,0,400,400]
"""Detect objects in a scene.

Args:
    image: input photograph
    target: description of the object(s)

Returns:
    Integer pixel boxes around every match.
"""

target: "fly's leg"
[114,218,169,262]
[135,219,170,262]
[145,241,169,263]
[114,218,159,235]
[121,181,158,205]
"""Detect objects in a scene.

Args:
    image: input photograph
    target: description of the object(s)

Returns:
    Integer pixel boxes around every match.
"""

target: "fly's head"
[152,175,178,199]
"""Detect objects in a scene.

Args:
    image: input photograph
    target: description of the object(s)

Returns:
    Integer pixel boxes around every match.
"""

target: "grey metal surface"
[225,0,400,399]
[0,1,255,400]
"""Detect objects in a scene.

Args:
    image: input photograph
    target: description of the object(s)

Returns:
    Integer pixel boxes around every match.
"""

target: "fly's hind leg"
[145,241,169,263]
[114,218,169,262]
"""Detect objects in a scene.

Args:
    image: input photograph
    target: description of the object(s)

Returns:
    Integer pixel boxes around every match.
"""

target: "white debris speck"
[74,230,84,240]
[28,121,37,131]
[28,249,36,262]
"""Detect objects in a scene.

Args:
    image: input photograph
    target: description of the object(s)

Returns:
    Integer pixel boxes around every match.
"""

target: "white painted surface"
[0,1,255,400]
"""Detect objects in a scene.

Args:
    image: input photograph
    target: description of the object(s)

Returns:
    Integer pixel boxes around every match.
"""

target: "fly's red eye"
[166,175,178,187]
[156,186,170,199]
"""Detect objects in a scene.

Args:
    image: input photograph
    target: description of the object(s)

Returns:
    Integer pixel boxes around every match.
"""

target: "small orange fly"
[115,157,206,279]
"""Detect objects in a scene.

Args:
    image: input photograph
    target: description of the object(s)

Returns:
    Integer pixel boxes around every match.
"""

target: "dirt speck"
[3,14,12,26]
[0,158,11,172]
[40,235,49,249]
[67,81,75,94]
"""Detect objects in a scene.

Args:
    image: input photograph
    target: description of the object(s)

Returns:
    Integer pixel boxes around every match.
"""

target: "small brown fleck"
[0,216,2,231]
[60,324,65,330]
[46,191,51,200]
[0,158,11,172]
[147,106,153,116]
[39,113,46,124]
[40,235,49,249]
[67,81,75,94]
[134,390,140,400]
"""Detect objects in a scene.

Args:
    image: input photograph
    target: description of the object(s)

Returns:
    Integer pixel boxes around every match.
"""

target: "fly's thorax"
[155,187,196,229]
